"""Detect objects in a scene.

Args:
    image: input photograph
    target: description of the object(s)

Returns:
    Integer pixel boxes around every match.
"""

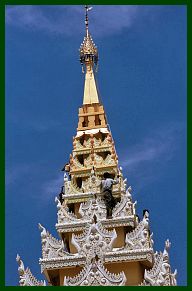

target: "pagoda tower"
[16,6,177,286]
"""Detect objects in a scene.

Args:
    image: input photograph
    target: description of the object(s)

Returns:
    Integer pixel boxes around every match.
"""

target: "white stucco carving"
[79,197,106,220]
[112,190,136,218]
[71,222,117,263]
[16,254,46,286]
[55,197,79,224]
[140,239,177,286]
[64,177,83,194]
[125,211,153,250]
[81,170,101,193]
[64,259,126,286]
[38,223,68,259]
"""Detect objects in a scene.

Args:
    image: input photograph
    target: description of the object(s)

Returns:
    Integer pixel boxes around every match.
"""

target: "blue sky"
[5,5,187,286]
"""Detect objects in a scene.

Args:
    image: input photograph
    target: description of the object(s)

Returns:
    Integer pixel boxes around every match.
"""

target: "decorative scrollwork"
[140,239,177,286]
[93,137,102,147]
[112,188,136,218]
[16,254,46,286]
[81,168,101,193]
[103,154,115,166]
[55,197,79,224]
[73,157,85,169]
[38,223,69,259]
[79,197,106,220]
[71,222,117,263]
[64,176,83,194]
[64,259,126,286]
[125,211,153,250]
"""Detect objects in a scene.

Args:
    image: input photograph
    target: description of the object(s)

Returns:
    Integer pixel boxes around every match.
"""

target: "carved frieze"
[64,260,126,286]
[105,248,154,264]
[79,197,107,220]
[39,255,85,273]
[82,173,101,194]
[71,222,117,263]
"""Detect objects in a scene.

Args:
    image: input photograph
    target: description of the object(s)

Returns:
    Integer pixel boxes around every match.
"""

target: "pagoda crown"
[79,5,98,67]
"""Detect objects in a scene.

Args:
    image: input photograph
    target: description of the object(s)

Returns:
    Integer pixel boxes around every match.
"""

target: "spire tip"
[85,5,93,36]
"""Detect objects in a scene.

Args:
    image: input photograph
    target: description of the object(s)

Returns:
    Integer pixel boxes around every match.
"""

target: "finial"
[85,5,92,37]
[165,238,171,251]
[80,6,98,67]
[16,254,25,275]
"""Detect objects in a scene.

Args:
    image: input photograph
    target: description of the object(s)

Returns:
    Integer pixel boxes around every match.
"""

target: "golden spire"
[79,6,99,105]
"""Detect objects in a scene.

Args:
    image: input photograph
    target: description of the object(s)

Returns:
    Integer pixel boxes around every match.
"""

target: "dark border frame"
[1,0,190,288]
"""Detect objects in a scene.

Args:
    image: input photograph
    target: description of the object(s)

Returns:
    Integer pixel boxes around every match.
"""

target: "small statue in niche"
[101,172,119,218]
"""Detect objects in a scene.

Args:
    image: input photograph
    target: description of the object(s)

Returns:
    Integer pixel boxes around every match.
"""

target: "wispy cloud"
[7,115,63,132]
[41,174,63,198]
[23,119,63,132]
[119,121,186,170]
[5,164,31,187]
[6,162,64,203]
[117,121,186,191]
[6,5,141,37]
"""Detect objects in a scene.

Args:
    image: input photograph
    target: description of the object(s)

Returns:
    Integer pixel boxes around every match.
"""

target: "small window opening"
[76,177,82,188]
[101,133,106,141]
[95,115,101,126]
[68,203,75,213]
[82,116,88,127]
[77,155,84,165]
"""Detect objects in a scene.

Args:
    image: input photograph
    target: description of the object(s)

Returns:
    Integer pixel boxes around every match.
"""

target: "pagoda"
[16,6,177,286]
